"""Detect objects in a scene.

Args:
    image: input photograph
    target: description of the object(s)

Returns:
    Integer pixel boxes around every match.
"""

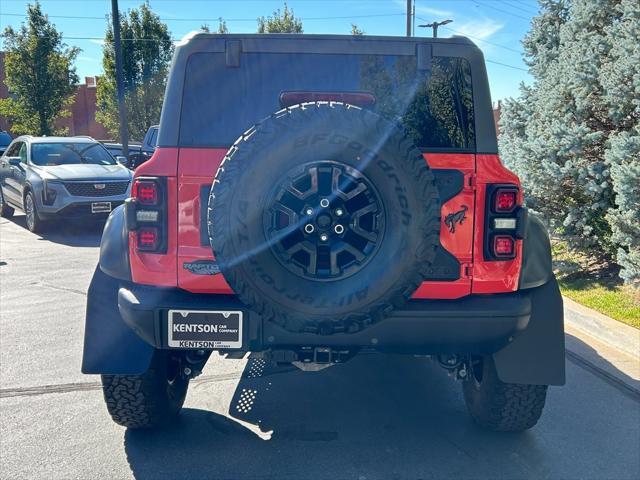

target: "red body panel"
[472,154,523,294]
[176,148,233,293]
[129,148,179,286]
[412,153,475,299]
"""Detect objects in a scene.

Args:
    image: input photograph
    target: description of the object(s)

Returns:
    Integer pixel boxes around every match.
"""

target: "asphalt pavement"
[1,213,639,480]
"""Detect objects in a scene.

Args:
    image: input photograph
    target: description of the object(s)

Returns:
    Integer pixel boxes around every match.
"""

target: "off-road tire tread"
[101,356,188,429]
[463,357,548,432]
[208,102,440,334]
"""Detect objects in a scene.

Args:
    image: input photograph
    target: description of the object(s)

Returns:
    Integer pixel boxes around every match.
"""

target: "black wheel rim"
[264,161,385,280]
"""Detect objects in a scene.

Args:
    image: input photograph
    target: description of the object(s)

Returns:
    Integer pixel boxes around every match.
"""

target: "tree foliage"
[96,2,173,141]
[217,18,229,34]
[499,0,640,284]
[350,24,365,35]
[257,3,303,33]
[0,2,79,135]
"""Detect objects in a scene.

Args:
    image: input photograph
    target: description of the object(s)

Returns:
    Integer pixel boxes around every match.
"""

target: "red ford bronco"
[82,33,565,432]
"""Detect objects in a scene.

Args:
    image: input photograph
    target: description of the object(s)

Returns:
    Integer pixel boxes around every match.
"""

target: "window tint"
[18,143,27,163]
[31,143,116,166]
[5,141,23,157]
[149,128,158,147]
[180,52,474,150]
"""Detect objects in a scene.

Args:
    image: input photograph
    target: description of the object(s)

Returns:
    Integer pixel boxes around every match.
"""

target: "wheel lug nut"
[320,198,330,208]
[304,224,315,234]
[335,208,344,216]
[305,207,313,215]
[334,224,345,234]
[320,233,329,242]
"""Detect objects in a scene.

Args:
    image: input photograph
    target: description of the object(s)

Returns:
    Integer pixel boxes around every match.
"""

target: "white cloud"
[454,19,504,41]
[89,39,105,46]
[414,5,453,17]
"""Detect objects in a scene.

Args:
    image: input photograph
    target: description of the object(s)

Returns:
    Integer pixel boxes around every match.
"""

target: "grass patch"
[551,240,640,328]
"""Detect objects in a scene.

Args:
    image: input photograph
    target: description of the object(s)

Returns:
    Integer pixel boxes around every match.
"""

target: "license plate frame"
[167,309,243,349]
[91,201,112,213]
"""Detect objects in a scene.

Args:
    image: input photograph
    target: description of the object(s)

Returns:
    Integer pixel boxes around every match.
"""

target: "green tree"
[96,2,173,141]
[0,2,79,135]
[350,24,365,35]
[257,3,303,33]
[218,18,229,34]
[499,0,640,284]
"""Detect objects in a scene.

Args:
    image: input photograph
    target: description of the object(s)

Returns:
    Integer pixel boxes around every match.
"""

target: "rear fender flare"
[519,214,553,290]
[99,204,131,281]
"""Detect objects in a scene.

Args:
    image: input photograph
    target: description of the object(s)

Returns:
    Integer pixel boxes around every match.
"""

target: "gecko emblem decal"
[444,205,469,234]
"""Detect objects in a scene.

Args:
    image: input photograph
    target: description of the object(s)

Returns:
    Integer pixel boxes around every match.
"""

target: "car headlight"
[42,180,58,205]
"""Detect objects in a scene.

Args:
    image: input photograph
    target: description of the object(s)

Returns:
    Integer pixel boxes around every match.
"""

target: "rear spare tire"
[209,102,440,334]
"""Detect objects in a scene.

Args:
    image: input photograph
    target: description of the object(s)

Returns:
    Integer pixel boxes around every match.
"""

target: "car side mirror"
[115,155,130,167]
[7,157,22,167]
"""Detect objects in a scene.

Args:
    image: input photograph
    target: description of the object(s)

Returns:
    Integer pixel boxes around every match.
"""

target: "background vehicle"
[83,33,565,432]
[102,125,159,170]
[0,136,132,232]
[0,130,12,156]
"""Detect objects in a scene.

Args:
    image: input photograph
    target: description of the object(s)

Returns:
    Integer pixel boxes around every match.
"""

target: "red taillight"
[493,235,515,258]
[494,189,517,212]
[280,91,376,108]
[132,180,158,205]
[137,227,160,251]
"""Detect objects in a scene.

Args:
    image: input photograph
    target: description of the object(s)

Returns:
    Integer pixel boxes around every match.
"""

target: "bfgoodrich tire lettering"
[462,356,548,432]
[101,351,189,428]
[209,102,440,334]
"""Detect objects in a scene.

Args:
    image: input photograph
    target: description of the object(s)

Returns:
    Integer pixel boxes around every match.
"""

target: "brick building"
[493,100,502,138]
[0,51,109,139]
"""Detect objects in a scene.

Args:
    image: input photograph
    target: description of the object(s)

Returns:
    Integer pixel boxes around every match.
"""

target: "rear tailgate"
[177,148,232,293]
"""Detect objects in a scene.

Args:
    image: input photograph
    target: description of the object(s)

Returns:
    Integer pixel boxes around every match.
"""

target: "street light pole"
[418,19,453,39]
[111,0,128,157]
[406,0,412,37]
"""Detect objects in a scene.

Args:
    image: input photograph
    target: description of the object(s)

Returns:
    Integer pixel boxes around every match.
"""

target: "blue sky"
[0,0,539,100]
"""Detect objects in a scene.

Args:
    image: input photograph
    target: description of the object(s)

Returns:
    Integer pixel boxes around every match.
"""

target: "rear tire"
[462,356,548,432]
[101,351,189,429]
[0,187,14,218]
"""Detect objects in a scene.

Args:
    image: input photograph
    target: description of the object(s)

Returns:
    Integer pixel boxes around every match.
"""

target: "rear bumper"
[118,284,532,355]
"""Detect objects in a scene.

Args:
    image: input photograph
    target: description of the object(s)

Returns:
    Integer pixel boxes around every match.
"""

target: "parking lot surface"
[1,214,639,480]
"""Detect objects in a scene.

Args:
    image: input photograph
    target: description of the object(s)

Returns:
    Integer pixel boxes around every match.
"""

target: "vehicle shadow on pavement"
[5,214,103,247]
[123,353,555,480]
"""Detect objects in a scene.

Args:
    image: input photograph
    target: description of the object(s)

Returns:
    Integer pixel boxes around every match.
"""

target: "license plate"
[91,201,112,213]
[168,310,243,349]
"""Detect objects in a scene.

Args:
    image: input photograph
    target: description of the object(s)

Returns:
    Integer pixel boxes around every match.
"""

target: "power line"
[0,12,406,23]
[470,1,531,21]
[486,59,527,72]
[413,17,522,54]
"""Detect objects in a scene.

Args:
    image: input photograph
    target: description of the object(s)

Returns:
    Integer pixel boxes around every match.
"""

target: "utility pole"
[406,0,412,36]
[111,0,128,157]
[412,0,416,36]
[418,19,453,38]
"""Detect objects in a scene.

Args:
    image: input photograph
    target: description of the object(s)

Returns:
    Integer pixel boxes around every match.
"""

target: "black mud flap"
[492,277,565,385]
[81,266,154,375]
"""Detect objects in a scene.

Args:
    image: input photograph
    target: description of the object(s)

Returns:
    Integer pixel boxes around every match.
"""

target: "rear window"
[179,53,475,150]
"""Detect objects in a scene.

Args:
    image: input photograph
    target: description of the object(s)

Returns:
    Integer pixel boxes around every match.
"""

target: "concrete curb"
[563,296,640,359]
